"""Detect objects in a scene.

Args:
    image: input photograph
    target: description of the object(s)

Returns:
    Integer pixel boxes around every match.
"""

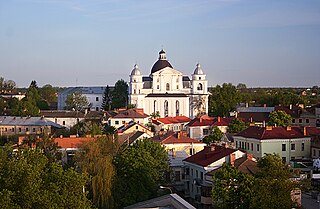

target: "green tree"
[111,79,128,109]
[250,154,296,209]
[113,139,170,208]
[228,118,247,133]
[39,84,57,103]
[209,83,240,117]
[212,163,254,209]
[77,136,121,209]
[0,146,92,209]
[191,95,207,116]
[202,126,223,145]
[65,91,89,111]
[236,83,247,90]
[101,85,112,111]
[268,110,292,127]
[150,111,160,119]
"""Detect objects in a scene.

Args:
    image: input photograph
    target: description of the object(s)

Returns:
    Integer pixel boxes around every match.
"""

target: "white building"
[129,50,209,119]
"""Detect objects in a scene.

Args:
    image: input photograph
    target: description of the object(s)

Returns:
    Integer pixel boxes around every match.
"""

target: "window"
[19,128,21,132]
[200,172,203,180]
[257,144,260,152]
[122,121,125,124]
[197,83,203,90]
[291,157,295,160]
[199,77,201,80]
[63,121,66,125]
[154,100,157,113]
[175,171,181,182]
[164,100,169,117]
[26,128,29,132]
[166,83,170,91]
[299,119,302,123]
[292,119,295,123]
[157,85,159,89]
[176,85,179,89]
[12,128,15,132]
[203,129,209,136]
[96,97,99,101]
[236,141,238,148]
[96,107,99,111]
[189,148,195,155]
[115,121,119,125]
[302,143,304,151]
[176,101,180,116]
[136,125,138,130]
[33,128,36,132]
[242,142,244,149]
[251,143,253,151]
[191,169,193,177]
[5,128,7,132]
[282,144,286,151]
[306,119,309,124]
[133,89,136,94]
[282,157,286,162]
[291,143,295,151]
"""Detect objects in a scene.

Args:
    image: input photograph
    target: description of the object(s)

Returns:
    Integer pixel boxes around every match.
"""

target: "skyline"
[0,0,320,88]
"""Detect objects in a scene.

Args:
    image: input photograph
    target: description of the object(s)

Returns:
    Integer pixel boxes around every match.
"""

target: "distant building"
[152,116,191,132]
[58,86,110,111]
[129,50,209,118]
[108,108,149,128]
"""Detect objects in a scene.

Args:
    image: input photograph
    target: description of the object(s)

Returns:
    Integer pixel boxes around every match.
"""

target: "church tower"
[191,63,208,118]
[129,64,144,108]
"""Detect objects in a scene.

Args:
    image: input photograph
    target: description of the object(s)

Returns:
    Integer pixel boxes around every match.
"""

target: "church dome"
[131,64,142,76]
[151,50,173,74]
[193,63,204,75]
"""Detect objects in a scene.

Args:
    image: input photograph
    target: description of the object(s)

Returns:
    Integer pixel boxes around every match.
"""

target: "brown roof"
[54,137,96,148]
[152,131,203,144]
[41,110,109,119]
[234,157,258,175]
[183,145,236,167]
[113,109,149,119]
[236,126,320,140]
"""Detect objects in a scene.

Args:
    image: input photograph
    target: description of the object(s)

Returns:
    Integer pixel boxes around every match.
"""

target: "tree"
[212,163,254,209]
[250,154,296,209]
[0,77,16,93]
[111,79,128,109]
[191,95,207,116]
[236,83,247,90]
[39,84,57,103]
[77,136,121,209]
[113,139,170,208]
[268,110,292,127]
[202,126,223,145]
[209,83,240,117]
[65,91,89,111]
[101,85,112,111]
[228,118,247,133]
[150,111,160,119]
[0,146,92,209]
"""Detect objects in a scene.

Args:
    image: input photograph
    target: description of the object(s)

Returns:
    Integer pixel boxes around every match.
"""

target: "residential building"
[234,126,320,163]
[152,116,191,132]
[58,86,111,111]
[108,108,149,128]
[183,145,245,207]
[236,106,274,126]
[0,116,64,136]
[129,50,209,119]
[117,121,154,137]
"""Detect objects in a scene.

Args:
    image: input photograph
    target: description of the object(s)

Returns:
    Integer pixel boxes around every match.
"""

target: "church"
[129,50,209,119]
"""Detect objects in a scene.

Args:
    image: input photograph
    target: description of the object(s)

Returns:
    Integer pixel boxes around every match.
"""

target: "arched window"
[133,89,136,94]
[154,100,157,113]
[197,83,203,91]
[166,83,170,91]
[164,100,169,117]
[176,100,180,116]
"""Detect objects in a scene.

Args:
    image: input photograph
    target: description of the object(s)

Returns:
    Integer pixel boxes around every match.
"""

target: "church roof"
[151,50,173,74]
[131,64,142,76]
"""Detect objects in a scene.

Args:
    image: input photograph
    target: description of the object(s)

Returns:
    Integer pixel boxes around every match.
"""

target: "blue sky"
[0,0,319,87]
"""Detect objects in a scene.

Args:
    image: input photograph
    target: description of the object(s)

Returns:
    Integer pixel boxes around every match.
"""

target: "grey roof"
[182,76,190,81]
[237,107,275,113]
[142,76,152,82]
[59,86,110,96]
[0,116,64,128]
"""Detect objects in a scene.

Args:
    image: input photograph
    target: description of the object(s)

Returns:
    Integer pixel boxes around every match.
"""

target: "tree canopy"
[111,79,128,109]
[228,118,247,133]
[65,91,89,111]
[268,110,292,127]
[202,126,223,145]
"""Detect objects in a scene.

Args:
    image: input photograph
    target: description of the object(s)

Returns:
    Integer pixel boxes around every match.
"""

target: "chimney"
[264,104,267,108]
[230,153,236,166]
[266,126,273,130]
[218,116,221,122]
[210,145,215,152]
[286,126,292,131]
[172,148,176,158]
[177,132,181,139]
[247,153,253,161]
[303,127,307,136]
[289,104,292,110]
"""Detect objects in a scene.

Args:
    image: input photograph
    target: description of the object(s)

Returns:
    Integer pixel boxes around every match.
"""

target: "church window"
[139,89,140,94]
[134,79,136,82]
[166,83,170,91]
[177,85,179,89]
[197,83,203,91]
[164,100,169,117]
[154,100,157,113]
[134,89,136,94]
[199,77,201,80]
[157,78,160,82]
[176,101,180,116]
[157,85,159,89]
[176,77,179,82]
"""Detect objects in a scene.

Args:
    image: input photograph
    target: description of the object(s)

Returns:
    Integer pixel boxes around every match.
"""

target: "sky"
[0,0,320,88]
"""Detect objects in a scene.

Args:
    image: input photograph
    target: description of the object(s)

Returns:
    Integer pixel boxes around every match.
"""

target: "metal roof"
[0,116,64,128]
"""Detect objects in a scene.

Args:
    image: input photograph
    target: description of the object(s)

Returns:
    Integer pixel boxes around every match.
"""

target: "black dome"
[151,60,173,74]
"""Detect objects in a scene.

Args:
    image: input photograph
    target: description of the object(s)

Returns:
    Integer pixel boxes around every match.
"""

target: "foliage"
[0,77,16,93]
[39,84,57,103]
[228,118,247,133]
[202,126,223,145]
[103,125,116,135]
[268,110,292,127]
[65,91,89,111]
[101,85,112,111]
[150,111,160,119]
[70,121,103,137]
[77,136,121,209]
[212,163,254,209]
[111,79,128,109]
[209,83,240,117]
[0,146,92,209]
[191,95,207,116]
[113,139,170,208]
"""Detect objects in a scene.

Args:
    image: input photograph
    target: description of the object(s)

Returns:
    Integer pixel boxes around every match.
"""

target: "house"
[117,121,154,137]
[276,105,316,127]
[41,110,111,129]
[0,116,64,136]
[108,108,149,128]
[58,86,113,111]
[152,116,191,132]
[152,131,206,192]
[183,145,246,207]
[129,50,209,118]
[236,106,274,126]
[186,115,234,140]
[234,126,320,163]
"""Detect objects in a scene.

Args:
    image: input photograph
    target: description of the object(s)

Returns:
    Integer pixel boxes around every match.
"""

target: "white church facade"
[129,50,209,119]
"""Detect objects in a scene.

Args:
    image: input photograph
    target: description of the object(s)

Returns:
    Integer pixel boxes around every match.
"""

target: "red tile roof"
[187,115,234,127]
[152,131,203,144]
[183,145,236,167]
[236,126,320,140]
[113,109,149,119]
[156,116,191,124]
[55,137,96,148]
